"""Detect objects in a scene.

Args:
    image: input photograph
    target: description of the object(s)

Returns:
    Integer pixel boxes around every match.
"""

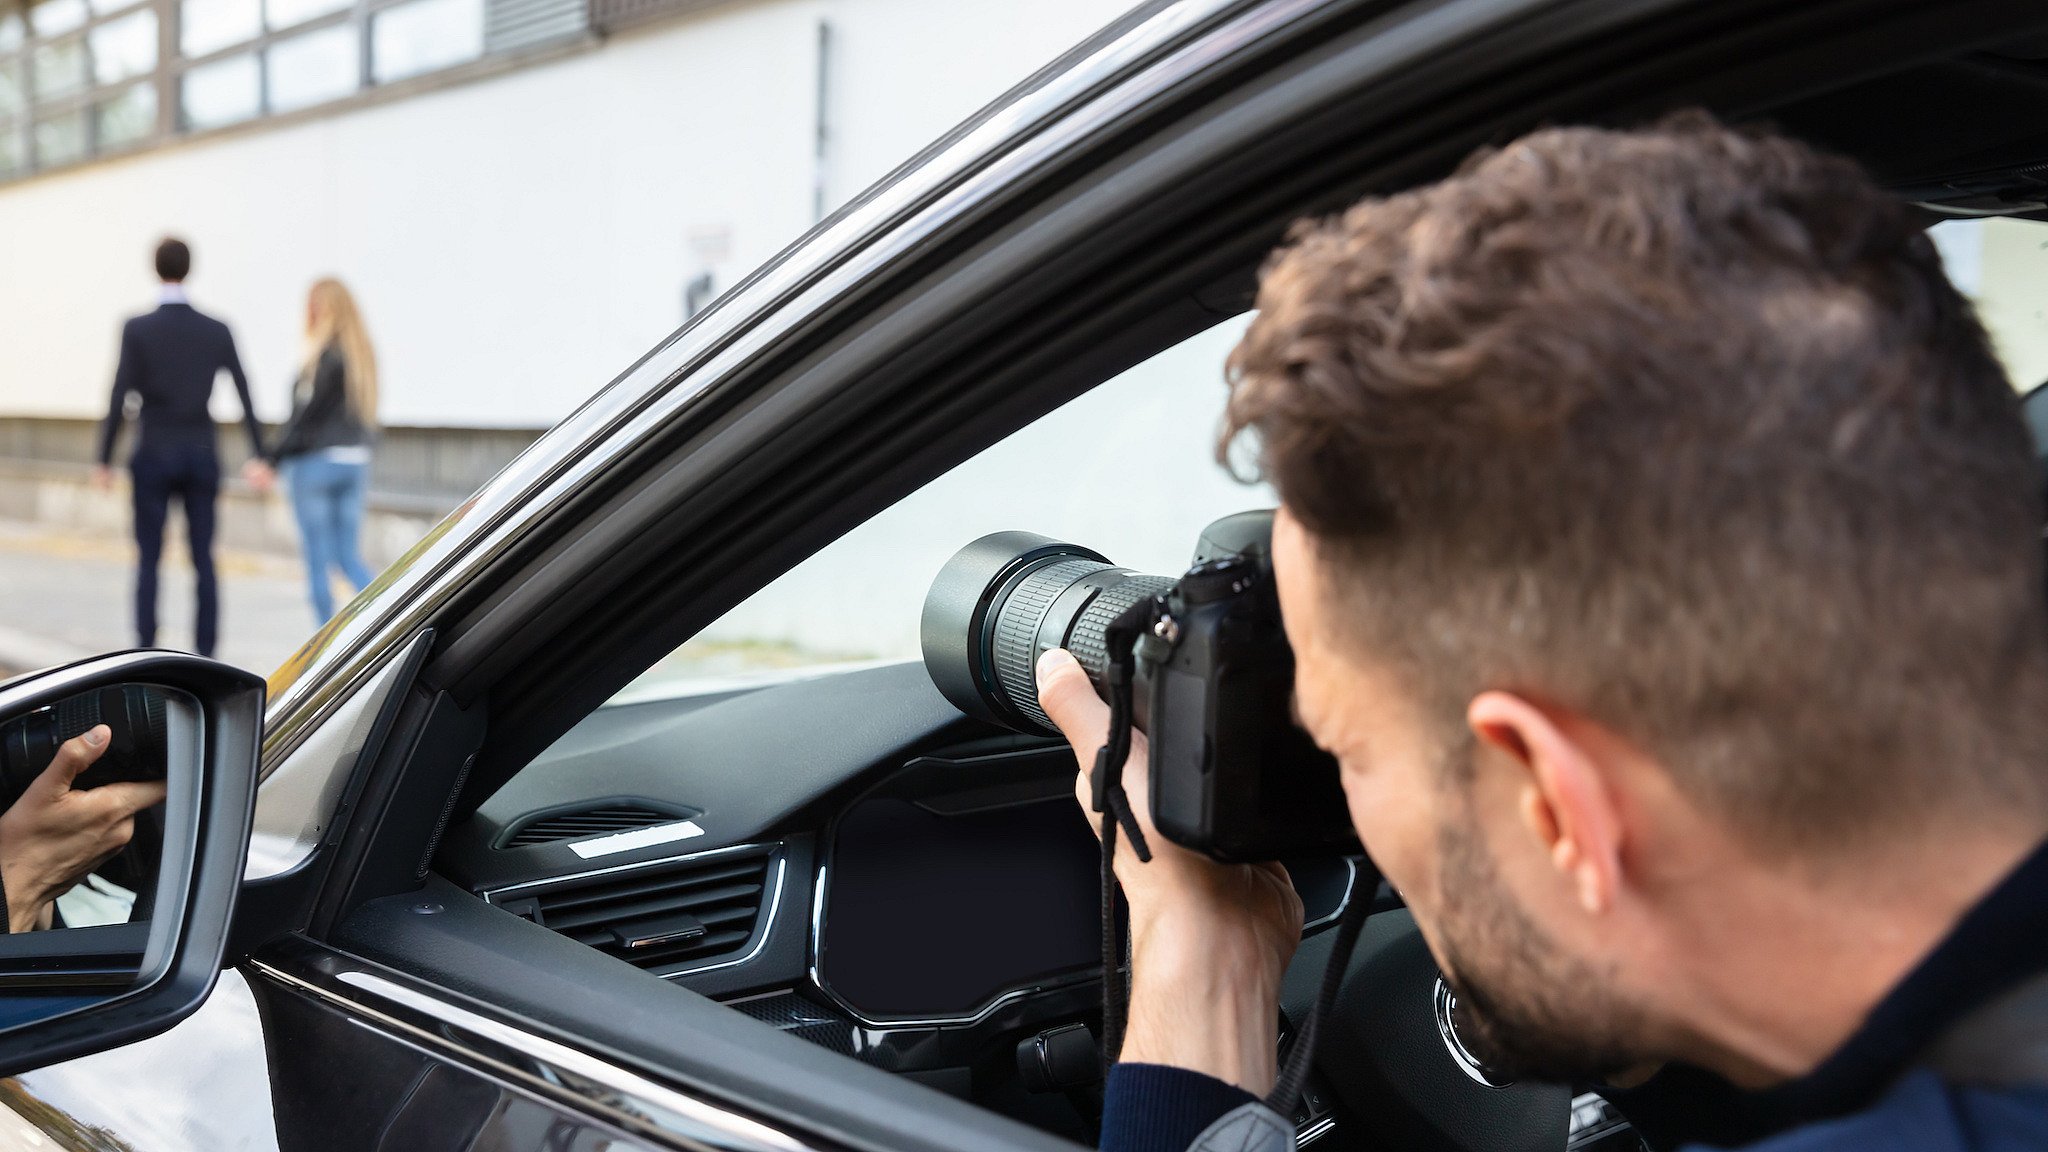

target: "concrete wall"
[0,0,1131,430]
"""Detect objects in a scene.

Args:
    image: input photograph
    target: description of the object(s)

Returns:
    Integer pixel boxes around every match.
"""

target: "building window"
[32,107,87,165]
[181,50,260,127]
[0,122,25,177]
[0,53,24,120]
[266,22,355,112]
[264,0,351,33]
[89,6,157,84]
[96,78,155,146]
[180,0,262,59]
[372,0,482,85]
[29,0,91,37]
[31,34,89,99]
[1,0,583,183]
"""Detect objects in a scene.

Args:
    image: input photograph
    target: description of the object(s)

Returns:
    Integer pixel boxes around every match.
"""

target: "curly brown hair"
[1223,113,2048,853]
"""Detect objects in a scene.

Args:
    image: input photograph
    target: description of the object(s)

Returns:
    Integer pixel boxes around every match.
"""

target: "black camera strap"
[1093,598,1159,1076]
[1091,596,1378,1121]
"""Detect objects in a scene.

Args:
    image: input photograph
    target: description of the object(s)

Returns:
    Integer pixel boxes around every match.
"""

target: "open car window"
[1932,217,2048,390]
[612,314,1270,701]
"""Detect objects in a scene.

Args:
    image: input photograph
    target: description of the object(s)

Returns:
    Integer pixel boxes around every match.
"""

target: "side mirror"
[0,652,260,1074]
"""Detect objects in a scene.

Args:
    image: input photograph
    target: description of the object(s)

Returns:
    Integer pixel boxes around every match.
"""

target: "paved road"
[0,519,324,679]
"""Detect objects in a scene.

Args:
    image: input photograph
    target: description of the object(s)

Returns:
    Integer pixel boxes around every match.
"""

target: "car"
[0,0,2042,1149]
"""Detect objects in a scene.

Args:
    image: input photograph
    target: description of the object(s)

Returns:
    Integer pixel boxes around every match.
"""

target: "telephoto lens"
[0,685,168,808]
[921,533,1175,734]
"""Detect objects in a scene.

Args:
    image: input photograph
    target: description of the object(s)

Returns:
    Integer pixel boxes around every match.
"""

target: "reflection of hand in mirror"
[0,726,168,933]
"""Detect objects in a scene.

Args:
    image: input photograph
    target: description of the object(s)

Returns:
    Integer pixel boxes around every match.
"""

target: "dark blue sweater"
[97,302,265,465]
[1103,840,2048,1152]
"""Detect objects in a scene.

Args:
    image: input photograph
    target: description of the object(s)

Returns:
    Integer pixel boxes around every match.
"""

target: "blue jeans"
[283,453,374,624]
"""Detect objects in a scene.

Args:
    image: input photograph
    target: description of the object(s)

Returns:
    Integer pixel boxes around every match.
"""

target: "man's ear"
[1467,691,1624,916]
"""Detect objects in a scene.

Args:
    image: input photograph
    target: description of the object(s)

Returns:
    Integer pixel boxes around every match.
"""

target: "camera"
[923,510,1357,861]
[0,684,168,809]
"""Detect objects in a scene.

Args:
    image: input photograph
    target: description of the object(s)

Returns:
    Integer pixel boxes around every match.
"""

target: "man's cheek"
[1340,764,1421,892]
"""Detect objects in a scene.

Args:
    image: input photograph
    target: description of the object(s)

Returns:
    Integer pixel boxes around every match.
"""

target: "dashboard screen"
[818,791,1100,1020]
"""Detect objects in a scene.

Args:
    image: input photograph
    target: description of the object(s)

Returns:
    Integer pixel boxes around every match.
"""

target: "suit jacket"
[97,302,266,465]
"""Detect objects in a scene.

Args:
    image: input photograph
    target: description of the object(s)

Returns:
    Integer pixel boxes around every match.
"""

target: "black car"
[0,1,2042,1149]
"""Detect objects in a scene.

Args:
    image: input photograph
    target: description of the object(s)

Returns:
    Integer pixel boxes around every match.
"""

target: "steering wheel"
[1287,907,1572,1152]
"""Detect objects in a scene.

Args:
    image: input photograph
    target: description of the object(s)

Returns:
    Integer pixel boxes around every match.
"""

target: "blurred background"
[0,0,1138,676]
[0,0,2044,685]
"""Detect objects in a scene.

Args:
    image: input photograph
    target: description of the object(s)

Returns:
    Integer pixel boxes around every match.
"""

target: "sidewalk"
[0,518,325,678]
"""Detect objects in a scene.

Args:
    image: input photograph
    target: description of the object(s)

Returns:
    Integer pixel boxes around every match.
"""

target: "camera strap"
[1093,597,1160,1076]
[1091,596,1379,1122]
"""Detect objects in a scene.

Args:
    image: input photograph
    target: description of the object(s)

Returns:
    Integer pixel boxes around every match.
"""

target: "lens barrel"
[922,534,1173,734]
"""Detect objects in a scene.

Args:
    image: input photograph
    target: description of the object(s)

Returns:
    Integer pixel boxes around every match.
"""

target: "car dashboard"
[436,660,1364,1142]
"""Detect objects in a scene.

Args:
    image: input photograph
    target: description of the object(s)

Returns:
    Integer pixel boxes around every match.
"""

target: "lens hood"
[921,532,1108,728]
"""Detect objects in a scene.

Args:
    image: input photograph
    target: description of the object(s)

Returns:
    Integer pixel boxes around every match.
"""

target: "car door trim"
[247,954,829,1152]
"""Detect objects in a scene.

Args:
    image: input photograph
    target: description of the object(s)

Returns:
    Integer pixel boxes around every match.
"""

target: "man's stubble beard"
[1427,780,1653,1084]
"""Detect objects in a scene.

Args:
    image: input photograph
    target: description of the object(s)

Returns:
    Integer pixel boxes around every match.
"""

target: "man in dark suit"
[92,238,272,659]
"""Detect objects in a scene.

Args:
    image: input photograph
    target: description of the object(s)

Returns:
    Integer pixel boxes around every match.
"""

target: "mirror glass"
[0,683,189,995]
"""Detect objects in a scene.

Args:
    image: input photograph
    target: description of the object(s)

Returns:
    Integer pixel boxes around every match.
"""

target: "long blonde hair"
[302,278,378,427]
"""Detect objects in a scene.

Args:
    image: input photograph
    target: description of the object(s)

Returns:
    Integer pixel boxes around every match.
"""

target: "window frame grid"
[0,0,578,182]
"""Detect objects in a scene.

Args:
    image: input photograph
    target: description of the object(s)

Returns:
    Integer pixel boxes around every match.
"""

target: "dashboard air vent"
[503,804,681,848]
[508,845,777,975]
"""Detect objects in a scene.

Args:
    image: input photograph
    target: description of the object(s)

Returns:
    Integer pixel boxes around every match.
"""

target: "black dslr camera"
[923,510,1357,861]
[0,685,168,810]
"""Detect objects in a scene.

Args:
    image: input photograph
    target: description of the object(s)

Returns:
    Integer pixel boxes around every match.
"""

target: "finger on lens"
[1035,649,1108,744]
[40,726,111,789]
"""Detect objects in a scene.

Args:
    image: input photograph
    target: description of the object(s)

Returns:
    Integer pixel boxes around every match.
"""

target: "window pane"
[33,108,86,166]
[0,14,23,51]
[96,78,153,146]
[0,123,25,177]
[29,0,90,36]
[618,318,1264,693]
[267,22,354,111]
[90,8,156,85]
[265,0,350,32]
[181,51,259,127]
[371,0,480,84]
[88,0,147,14]
[181,0,262,58]
[32,36,88,99]
[0,56,24,119]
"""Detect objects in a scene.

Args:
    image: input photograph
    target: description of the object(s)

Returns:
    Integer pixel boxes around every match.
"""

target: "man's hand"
[241,459,276,493]
[1038,648,1303,1095]
[90,466,114,492]
[0,726,167,933]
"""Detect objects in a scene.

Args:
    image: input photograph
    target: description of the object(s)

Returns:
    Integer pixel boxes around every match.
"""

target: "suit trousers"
[129,436,220,657]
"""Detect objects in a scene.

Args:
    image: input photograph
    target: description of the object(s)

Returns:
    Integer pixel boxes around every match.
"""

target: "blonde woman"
[265,278,378,624]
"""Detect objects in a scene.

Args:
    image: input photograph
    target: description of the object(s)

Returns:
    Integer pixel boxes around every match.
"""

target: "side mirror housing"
[0,652,261,1073]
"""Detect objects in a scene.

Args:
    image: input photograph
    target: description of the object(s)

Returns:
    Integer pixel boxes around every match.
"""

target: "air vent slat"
[504,804,683,847]
[509,846,776,975]
[560,903,758,946]
[544,883,762,931]
[539,861,763,911]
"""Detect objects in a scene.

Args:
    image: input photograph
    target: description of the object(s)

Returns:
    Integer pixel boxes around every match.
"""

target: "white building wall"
[0,0,1130,428]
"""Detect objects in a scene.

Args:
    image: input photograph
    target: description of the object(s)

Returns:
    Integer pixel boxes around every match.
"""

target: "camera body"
[923,510,1357,861]
[1136,513,1357,861]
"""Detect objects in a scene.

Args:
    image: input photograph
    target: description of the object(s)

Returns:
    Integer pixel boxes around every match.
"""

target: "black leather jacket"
[267,345,373,463]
